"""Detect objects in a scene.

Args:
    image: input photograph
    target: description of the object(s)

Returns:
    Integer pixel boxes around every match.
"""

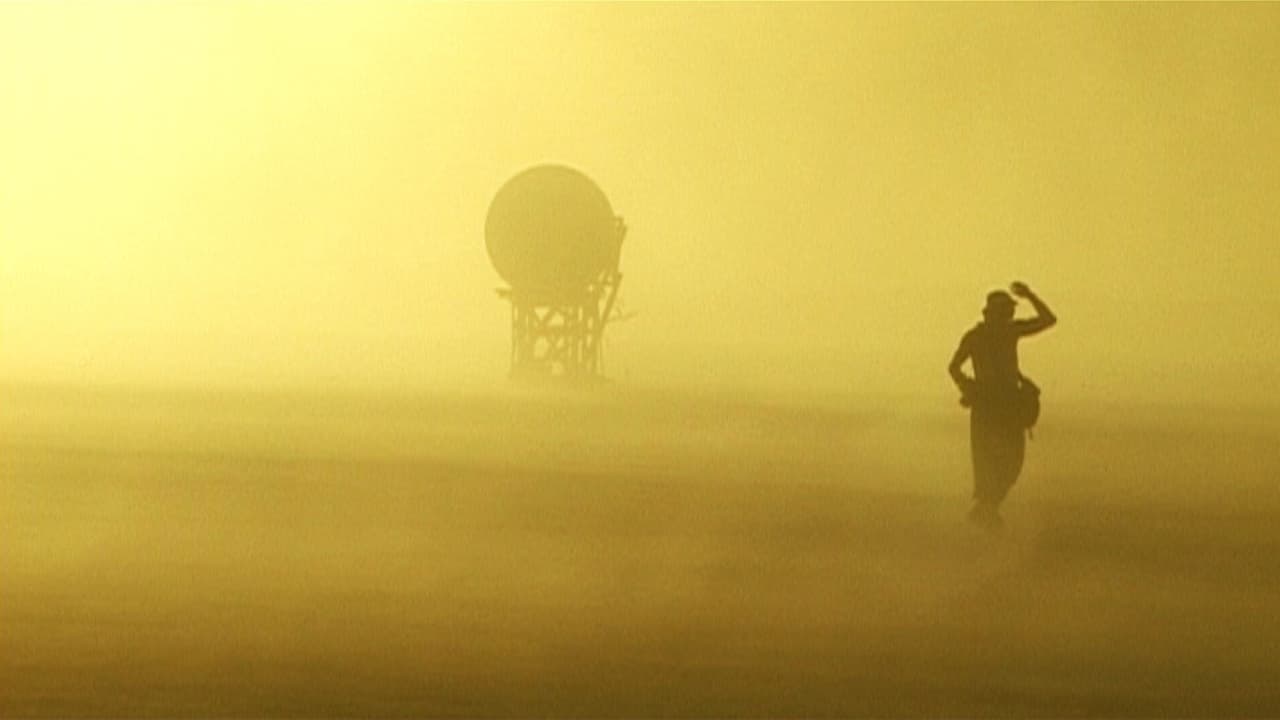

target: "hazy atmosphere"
[3,2,1278,403]
[3,3,1280,718]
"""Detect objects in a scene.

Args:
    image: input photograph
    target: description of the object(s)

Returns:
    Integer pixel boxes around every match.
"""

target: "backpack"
[1017,374,1041,434]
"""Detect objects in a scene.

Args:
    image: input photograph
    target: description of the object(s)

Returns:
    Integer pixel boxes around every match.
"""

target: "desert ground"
[2,384,1278,717]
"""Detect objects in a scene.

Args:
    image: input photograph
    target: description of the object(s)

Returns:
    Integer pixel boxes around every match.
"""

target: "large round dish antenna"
[485,165,618,289]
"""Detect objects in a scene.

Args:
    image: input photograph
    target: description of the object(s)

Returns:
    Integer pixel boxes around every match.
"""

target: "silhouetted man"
[948,282,1056,529]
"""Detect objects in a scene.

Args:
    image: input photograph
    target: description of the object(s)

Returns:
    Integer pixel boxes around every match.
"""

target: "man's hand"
[1010,281,1032,299]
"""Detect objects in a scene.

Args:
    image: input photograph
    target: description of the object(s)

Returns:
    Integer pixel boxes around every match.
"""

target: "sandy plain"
[2,384,1278,717]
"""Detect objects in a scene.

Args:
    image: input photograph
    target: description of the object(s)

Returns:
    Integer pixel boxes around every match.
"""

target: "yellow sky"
[2,3,1277,405]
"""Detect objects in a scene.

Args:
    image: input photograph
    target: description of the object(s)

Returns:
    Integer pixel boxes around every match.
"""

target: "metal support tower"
[498,269,621,379]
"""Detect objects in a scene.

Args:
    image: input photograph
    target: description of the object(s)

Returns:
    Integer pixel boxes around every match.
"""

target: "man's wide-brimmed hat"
[985,290,1017,310]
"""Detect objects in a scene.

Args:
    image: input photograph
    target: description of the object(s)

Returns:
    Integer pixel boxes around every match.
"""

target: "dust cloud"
[2,3,1279,402]
[2,2,1280,717]
[3,387,1279,716]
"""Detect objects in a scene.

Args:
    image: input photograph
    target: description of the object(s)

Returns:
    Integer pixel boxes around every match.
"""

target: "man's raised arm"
[1011,281,1056,335]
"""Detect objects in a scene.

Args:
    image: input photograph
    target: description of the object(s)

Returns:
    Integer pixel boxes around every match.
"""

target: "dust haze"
[2,3,1280,717]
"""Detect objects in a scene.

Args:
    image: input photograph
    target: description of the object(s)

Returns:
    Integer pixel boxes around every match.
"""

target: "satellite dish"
[485,164,619,289]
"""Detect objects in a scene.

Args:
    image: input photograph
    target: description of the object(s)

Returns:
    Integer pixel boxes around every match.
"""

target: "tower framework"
[498,269,621,379]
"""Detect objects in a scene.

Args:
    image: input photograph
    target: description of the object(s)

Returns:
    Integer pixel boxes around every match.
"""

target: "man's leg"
[989,425,1027,506]
[969,414,1003,528]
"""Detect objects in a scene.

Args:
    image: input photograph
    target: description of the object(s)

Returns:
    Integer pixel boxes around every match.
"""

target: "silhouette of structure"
[486,165,626,379]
